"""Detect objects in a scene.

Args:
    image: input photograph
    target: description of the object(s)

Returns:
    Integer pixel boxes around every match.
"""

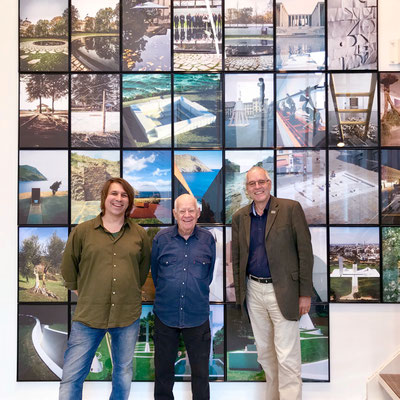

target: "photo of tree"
[71,150,120,224]
[174,150,223,223]
[71,0,120,71]
[225,150,274,224]
[122,74,171,147]
[225,74,274,147]
[19,74,68,148]
[329,149,379,224]
[173,0,222,71]
[19,150,68,225]
[71,74,120,147]
[19,0,68,71]
[19,227,68,302]
[382,227,400,303]
[380,72,400,145]
[18,304,68,380]
[122,0,171,71]
[276,149,326,224]
[381,150,400,225]
[276,73,325,147]
[123,150,172,224]
[330,227,380,302]
[276,0,325,71]
[224,0,273,71]
[174,74,222,147]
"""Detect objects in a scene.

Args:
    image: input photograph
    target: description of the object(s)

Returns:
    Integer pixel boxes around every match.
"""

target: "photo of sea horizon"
[382,227,400,303]
[224,0,273,71]
[122,0,171,71]
[225,150,274,224]
[122,74,172,147]
[276,149,326,225]
[381,150,400,225]
[329,149,379,224]
[19,227,68,303]
[19,150,68,225]
[310,227,327,303]
[123,150,172,224]
[173,73,222,148]
[71,74,120,147]
[329,227,380,302]
[18,304,68,381]
[225,74,274,148]
[174,150,222,223]
[71,150,120,224]
[276,0,325,71]
[19,74,68,148]
[276,73,325,147]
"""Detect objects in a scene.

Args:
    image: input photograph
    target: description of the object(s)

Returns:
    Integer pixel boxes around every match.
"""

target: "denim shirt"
[151,225,216,328]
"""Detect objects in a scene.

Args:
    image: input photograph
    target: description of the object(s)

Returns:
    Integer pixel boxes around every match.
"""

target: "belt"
[248,274,273,284]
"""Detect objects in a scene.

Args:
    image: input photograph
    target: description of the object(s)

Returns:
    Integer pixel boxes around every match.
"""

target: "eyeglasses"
[247,179,270,187]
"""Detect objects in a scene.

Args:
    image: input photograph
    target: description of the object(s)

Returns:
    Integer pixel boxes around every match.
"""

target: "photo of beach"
[123,150,172,224]
[19,150,68,225]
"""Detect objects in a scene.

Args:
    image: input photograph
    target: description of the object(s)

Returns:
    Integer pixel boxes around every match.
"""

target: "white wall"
[1,0,400,398]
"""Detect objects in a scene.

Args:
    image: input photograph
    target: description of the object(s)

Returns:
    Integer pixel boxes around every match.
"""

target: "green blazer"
[232,196,313,321]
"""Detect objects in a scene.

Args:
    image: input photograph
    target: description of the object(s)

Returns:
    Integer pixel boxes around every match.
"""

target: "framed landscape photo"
[381,149,400,225]
[382,227,400,303]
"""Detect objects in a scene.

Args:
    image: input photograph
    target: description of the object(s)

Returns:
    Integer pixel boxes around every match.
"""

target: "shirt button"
[180,307,183,310]
[114,253,116,256]
[113,265,116,267]
[184,268,186,271]
[181,295,184,298]
[111,304,115,307]
[112,292,115,295]
[182,282,185,285]
[184,254,187,257]
[113,278,116,281]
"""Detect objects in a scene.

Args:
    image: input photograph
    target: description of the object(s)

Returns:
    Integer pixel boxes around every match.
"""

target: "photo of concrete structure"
[276,149,326,225]
[380,72,400,145]
[70,150,120,224]
[381,150,400,225]
[330,227,380,302]
[327,0,377,70]
[71,0,119,71]
[122,0,171,71]
[123,150,172,224]
[276,0,325,71]
[382,227,400,303]
[225,150,274,224]
[225,74,274,147]
[19,150,68,225]
[122,74,171,147]
[276,73,325,147]
[329,149,379,224]
[224,0,273,71]
[328,73,378,147]
[19,0,68,72]
[173,0,222,71]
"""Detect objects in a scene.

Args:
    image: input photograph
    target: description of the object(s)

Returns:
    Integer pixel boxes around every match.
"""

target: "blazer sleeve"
[231,212,241,305]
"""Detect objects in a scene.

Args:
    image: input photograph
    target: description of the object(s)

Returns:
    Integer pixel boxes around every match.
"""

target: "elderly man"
[151,194,216,400]
[232,166,313,400]
[59,178,151,400]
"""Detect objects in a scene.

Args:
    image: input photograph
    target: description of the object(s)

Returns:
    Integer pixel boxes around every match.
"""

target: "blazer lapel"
[243,205,251,248]
[265,196,279,240]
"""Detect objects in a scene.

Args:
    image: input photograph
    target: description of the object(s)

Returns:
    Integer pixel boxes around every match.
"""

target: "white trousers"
[247,278,302,400]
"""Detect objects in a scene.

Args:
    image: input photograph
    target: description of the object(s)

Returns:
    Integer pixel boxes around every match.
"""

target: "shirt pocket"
[159,255,177,278]
[190,257,211,280]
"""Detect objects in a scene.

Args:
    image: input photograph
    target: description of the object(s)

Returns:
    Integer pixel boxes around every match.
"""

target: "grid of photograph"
[17,0,400,384]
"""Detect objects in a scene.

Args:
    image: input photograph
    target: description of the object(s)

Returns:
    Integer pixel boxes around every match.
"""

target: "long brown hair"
[100,177,134,218]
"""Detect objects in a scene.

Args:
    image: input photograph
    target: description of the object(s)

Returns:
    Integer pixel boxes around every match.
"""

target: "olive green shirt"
[61,215,151,329]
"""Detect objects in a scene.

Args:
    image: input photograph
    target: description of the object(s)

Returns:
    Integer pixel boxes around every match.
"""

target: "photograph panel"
[381,150,400,225]
[310,227,327,303]
[122,74,172,147]
[173,73,222,148]
[328,73,378,147]
[174,150,223,223]
[380,73,400,146]
[328,149,379,224]
[122,0,171,71]
[204,227,223,302]
[225,74,274,148]
[276,0,325,71]
[71,150,120,224]
[225,227,234,302]
[19,0,69,72]
[18,304,68,381]
[276,73,326,148]
[327,0,377,70]
[225,150,274,224]
[19,227,68,302]
[71,0,120,71]
[71,74,120,148]
[173,0,222,72]
[276,149,326,225]
[382,227,400,303]
[224,0,273,71]
[19,150,68,225]
[123,150,172,224]
[329,227,380,302]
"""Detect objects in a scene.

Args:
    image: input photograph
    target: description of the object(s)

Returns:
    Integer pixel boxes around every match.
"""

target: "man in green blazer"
[232,166,313,400]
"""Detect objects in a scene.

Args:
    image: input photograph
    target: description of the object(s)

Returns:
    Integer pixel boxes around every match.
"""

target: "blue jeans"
[59,320,139,400]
